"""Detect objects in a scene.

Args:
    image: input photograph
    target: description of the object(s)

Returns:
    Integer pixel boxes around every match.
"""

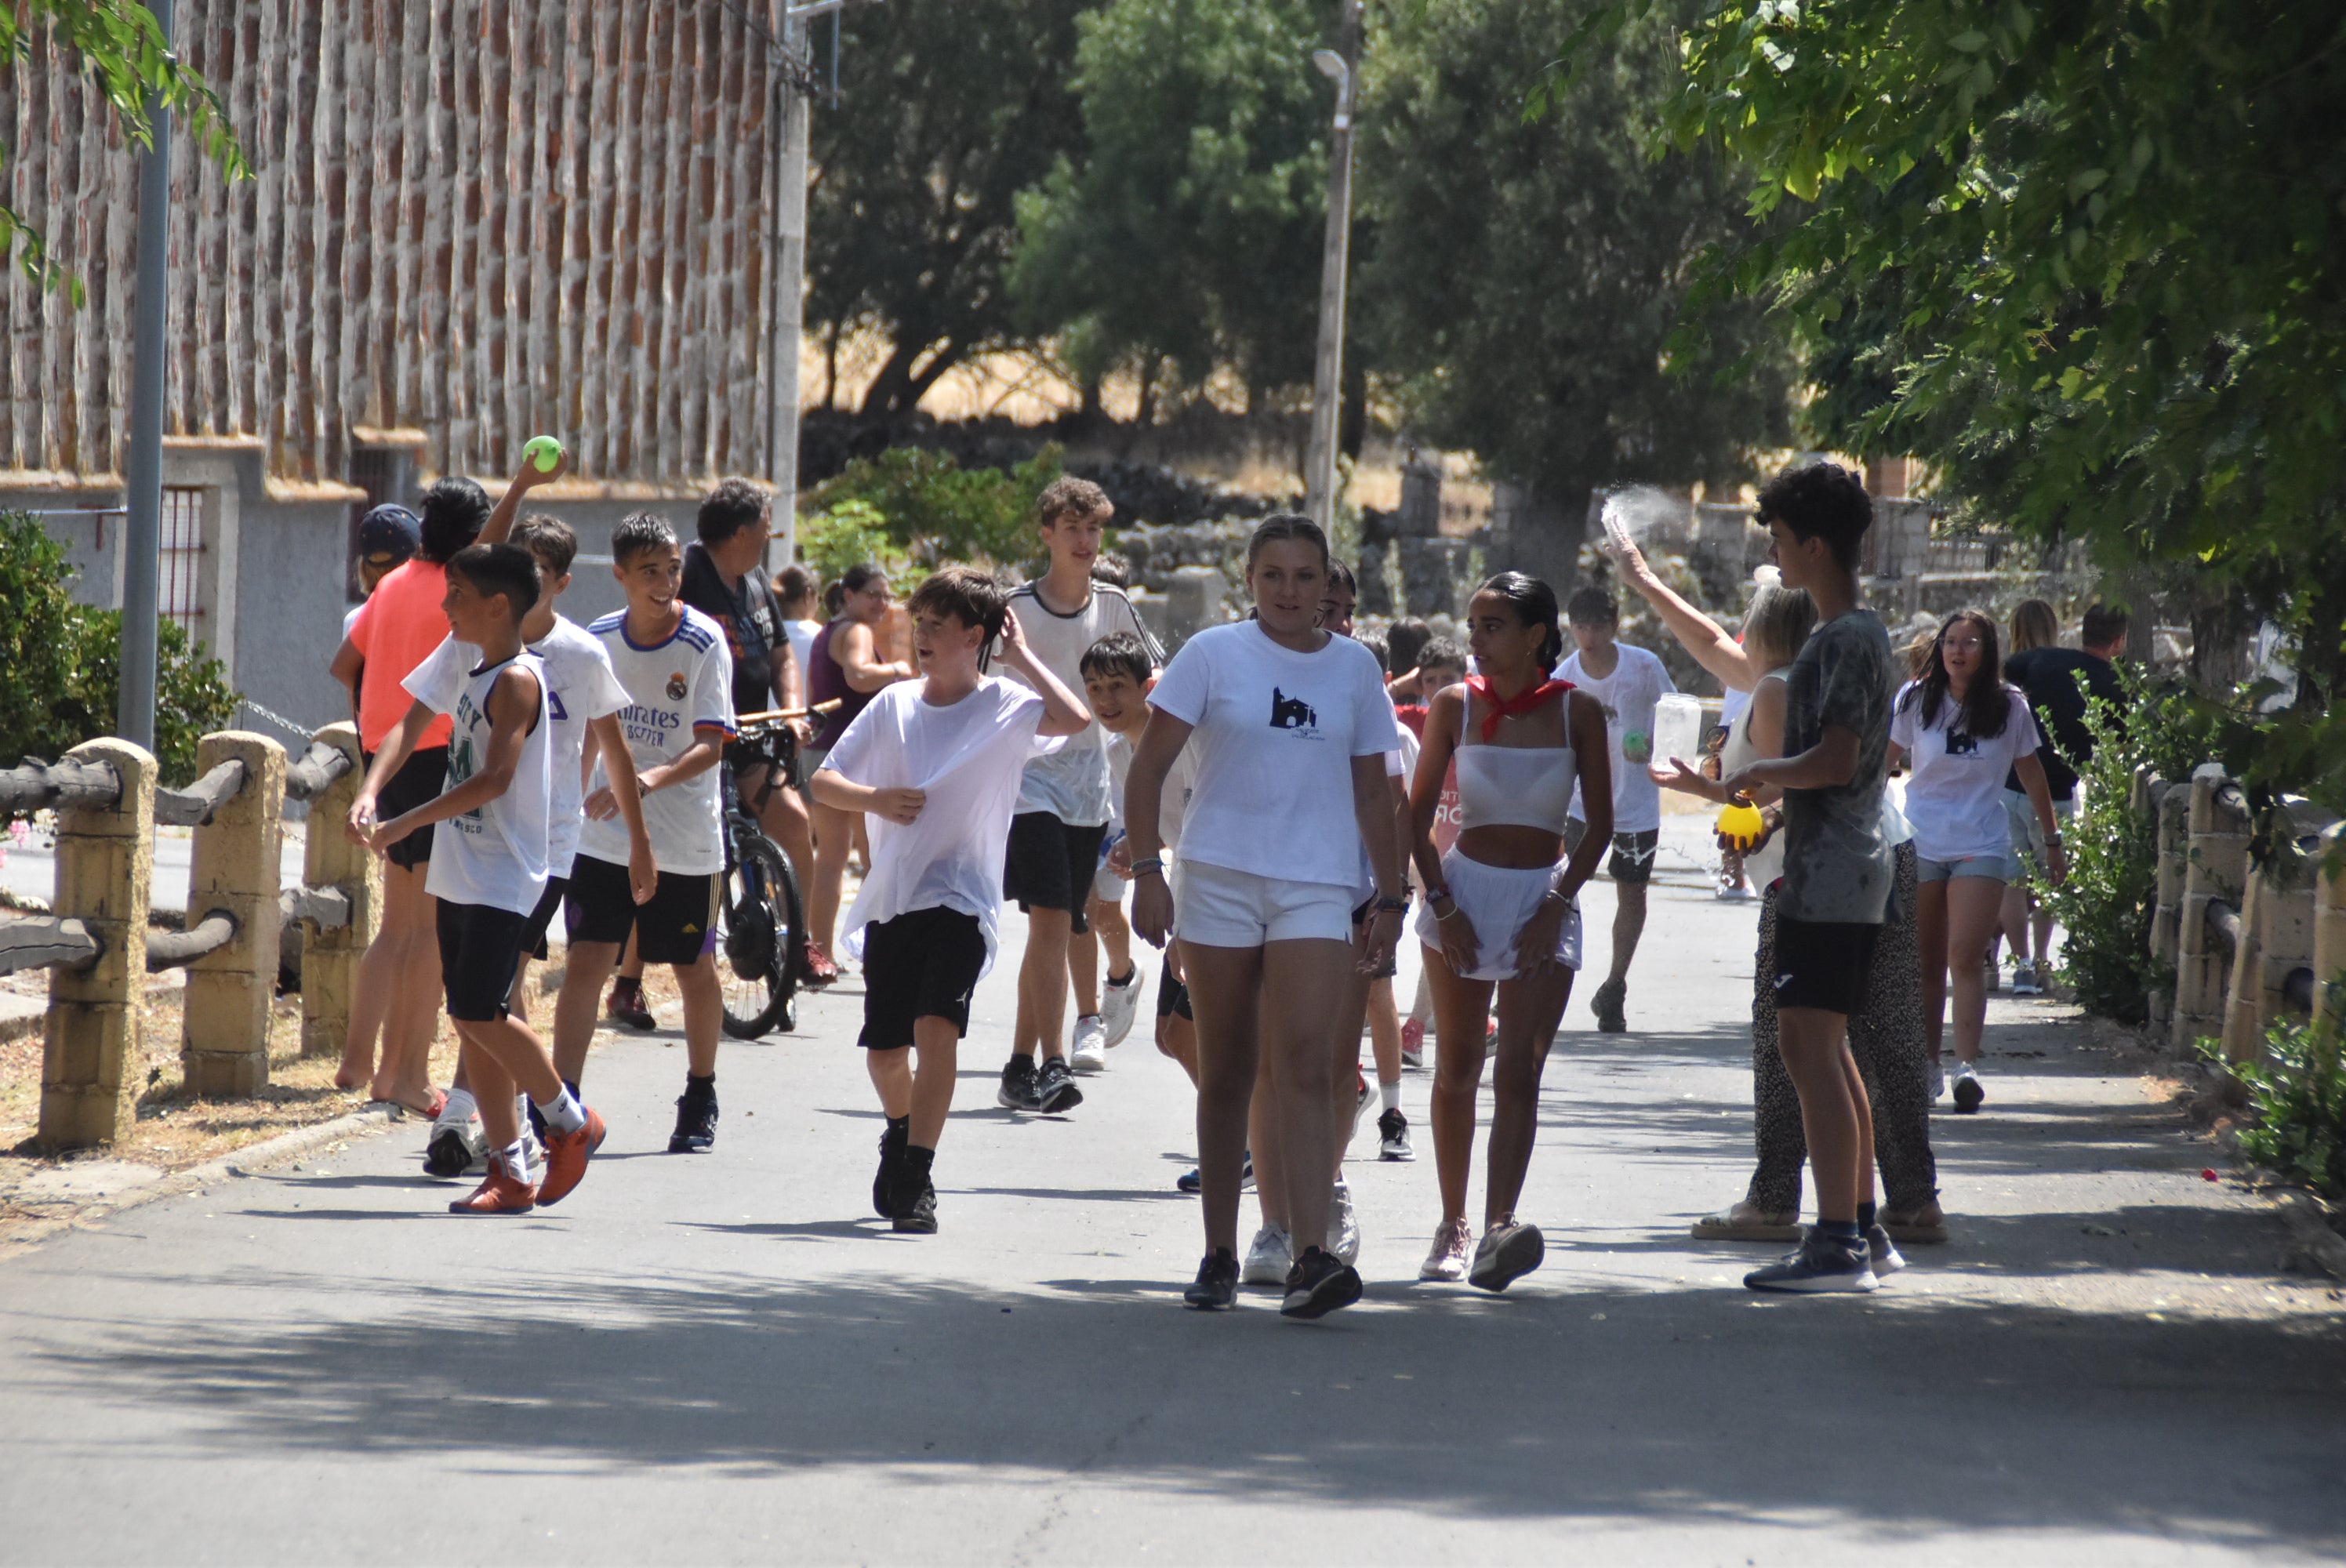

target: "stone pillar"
[2314,823,2344,1036]
[2146,773,2186,1033]
[38,739,155,1152]
[180,731,288,1098]
[2171,764,2250,1054]
[1397,456,1442,538]
[1165,567,1226,648]
[2218,868,2268,1064]
[300,723,379,1058]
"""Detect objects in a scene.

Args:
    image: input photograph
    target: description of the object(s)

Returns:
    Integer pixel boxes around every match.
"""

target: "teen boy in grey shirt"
[1721,461,1898,1294]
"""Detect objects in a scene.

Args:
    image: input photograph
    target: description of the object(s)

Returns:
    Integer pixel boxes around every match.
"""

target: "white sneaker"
[1927,1060,1946,1102]
[1419,1218,1472,1282]
[2011,961,2044,997]
[1331,1178,1361,1265]
[1241,1223,1293,1286]
[1099,967,1141,1047]
[1070,1014,1108,1074]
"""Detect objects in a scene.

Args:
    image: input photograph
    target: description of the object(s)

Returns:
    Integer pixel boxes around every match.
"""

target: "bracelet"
[1374,895,1408,915]
[1129,856,1165,877]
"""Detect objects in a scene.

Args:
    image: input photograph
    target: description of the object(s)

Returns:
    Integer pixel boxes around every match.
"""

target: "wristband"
[1130,857,1165,877]
[1374,895,1408,915]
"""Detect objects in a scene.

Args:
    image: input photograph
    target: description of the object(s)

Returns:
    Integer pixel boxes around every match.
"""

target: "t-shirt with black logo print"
[1890,679,2041,864]
[1146,620,1398,891]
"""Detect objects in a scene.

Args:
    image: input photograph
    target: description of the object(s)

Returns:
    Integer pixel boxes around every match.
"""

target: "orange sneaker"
[449,1163,537,1215]
[537,1108,605,1207]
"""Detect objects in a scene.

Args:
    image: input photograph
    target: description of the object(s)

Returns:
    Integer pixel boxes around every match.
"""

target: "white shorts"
[1175,858,1355,948]
[1414,848,1582,981]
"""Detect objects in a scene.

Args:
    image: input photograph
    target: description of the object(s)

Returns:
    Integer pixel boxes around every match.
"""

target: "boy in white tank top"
[350,543,608,1217]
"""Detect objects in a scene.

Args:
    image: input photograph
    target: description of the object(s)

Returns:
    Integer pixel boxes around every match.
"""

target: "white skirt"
[1414,848,1582,981]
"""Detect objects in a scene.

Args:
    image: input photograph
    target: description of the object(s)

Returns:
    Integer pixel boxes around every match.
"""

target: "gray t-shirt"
[1778,608,1895,925]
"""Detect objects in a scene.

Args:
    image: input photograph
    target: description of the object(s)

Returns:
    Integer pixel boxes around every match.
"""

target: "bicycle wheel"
[717,832,796,1040]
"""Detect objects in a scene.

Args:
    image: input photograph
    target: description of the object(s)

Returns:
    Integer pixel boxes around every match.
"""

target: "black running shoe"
[893,1178,937,1234]
[422,1124,474,1179]
[873,1122,907,1218]
[669,1083,719,1152]
[997,1054,1040,1111]
[1034,1054,1084,1114]
[1184,1249,1240,1310]
[1280,1246,1364,1319]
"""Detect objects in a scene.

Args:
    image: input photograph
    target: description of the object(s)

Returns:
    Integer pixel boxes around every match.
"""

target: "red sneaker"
[606,980,656,1030]
[449,1163,537,1215]
[537,1108,605,1207]
[802,940,839,988]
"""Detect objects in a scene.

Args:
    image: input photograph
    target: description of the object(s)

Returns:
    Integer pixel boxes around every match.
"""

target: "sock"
[1381,1081,1401,1114]
[1107,966,1136,989]
[440,1087,479,1127]
[902,1143,936,1189]
[535,1086,586,1136]
[1820,1218,1861,1242]
[500,1140,530,1184]
[562,1078,581,1101]
[685,1072,716,1098]
[884,1112,910,1146]
[1857,1200,1878,1232]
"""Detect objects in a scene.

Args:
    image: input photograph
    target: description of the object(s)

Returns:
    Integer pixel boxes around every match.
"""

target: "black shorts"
[437,900,528,1022]
[1771,914,1882,1015]
[1564,821,1661,885]
[518,874,570,962]
[564,854,718,967]
[1003,811,1107,934]
[371,746,448,870]
[859,906,988,1049]
[1156,953,1193,1022]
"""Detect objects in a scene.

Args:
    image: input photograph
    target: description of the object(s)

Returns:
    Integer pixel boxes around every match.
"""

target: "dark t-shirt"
[2001,647,2122,800]
[681,542,786,715]
[1779,608,1895,926]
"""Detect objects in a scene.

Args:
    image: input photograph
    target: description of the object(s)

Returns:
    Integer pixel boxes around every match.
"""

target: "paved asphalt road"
[2,825,2342,1564]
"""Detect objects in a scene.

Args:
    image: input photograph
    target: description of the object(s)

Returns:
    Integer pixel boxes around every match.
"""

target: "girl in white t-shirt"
[1124,517,1404,1319]
[1888,609,2066,1112]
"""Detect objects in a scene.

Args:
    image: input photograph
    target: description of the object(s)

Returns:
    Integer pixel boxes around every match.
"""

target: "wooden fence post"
[38,739,155,1151]
[2315,823,2344,1036]
[2171,764,2250,1055]
[300,723,377,1058]
[180,731,288,1098]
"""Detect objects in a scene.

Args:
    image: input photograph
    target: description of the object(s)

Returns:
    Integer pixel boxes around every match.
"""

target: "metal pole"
[1302,3,1361,534]
[767,2,812,571]
[118,0,175,751]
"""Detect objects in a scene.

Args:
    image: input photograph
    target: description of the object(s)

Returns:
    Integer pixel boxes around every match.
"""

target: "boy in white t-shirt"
[812,568,1091,1233]
[995,477,1164,1116]
[348,543,605,1216]
[550,513,738,1154]
[1558,583,1676,1033]
[1070,633,1156,1069]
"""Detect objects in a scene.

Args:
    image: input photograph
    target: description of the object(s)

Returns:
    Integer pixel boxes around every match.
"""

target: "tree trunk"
[1338,357,1367,461]
[1135,354,1160,428]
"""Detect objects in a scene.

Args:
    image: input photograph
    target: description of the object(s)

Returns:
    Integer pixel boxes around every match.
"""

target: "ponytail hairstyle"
[2008,597,2058,655]
[1244,513,1330,572]
[1898,607,2012,737]
[1476,571,1564,672]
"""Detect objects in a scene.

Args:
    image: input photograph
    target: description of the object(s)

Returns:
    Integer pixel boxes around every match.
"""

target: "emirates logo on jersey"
[666,671,688,700]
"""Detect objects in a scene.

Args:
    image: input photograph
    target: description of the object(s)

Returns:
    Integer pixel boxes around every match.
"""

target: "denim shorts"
[1917,851,2019,884]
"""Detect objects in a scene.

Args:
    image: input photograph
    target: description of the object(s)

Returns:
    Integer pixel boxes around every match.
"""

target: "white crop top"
[1452,690,1575,834]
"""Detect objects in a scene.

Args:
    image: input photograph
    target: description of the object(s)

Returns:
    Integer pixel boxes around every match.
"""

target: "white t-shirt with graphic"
[1146,621,1399,891]
[576,605,736,877]
[529,615,631,880]
[1560,642,1675,834]
[819,676,1066,975]
[403,643,553,916]
[1890,681,2042,864]
[999,580,1163,827]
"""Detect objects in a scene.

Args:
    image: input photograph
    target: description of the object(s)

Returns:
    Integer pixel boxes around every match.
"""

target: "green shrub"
[807,445,1064,569]
[0,509,240,786]
[796,499,908,585]
[2207,1014,2346,1200]
[2038,662,2220,1022]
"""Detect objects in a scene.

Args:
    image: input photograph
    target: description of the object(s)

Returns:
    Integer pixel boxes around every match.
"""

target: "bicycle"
[713,705,829,1039]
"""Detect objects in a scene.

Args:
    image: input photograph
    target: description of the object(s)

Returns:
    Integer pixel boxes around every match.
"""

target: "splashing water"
[1597,485,1686,557]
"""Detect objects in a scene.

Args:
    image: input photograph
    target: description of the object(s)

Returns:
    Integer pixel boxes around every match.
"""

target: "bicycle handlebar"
[735,699,842,727]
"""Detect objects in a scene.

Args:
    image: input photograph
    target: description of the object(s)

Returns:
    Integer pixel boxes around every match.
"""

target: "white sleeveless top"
[405,641,554,916]
[1454,688,1576,835]
[1721,671,1789,887]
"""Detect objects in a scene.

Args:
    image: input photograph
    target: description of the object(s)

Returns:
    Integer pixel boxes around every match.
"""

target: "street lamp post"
[118,0,176,752]
[1302,13,1360,536]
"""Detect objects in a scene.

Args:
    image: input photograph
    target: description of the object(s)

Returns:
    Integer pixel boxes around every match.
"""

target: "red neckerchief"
[1465,674,1572,742]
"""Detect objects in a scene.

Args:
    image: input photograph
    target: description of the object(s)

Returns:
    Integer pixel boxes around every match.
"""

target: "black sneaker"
[997,1054,1040,1111]
[1744,1226,1879,1294]
[892,1178,937,1234]
[873,1121,907,1218]
[1377,1106,1415,1162]
[422,1124,475,1179]
[1592,978,1628,1033]
[669,1083,719,1152]
[1034,1054,1084,1114]
[1184,1249,1240,1310]
[1176,1151,1255,1194]
[1280,1246,1364,1319]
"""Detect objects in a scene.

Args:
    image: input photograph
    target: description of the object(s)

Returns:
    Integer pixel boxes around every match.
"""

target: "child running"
[1407,573,1611,1288]
[1073,633,1157,1060]
[347,543,605,1214]
[1125,515,1404,1319]
[549,513,738,1152]
[810,568,1091,1233]
[1717,462,1898,1292]
[997,479,1162,1113]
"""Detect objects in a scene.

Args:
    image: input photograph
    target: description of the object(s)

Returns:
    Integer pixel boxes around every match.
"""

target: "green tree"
[1360,0,1794,581]
[809,0,1091,418]
[3,2,246,299]
[1009,0,1338,411]
[1612,0,2346,806]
